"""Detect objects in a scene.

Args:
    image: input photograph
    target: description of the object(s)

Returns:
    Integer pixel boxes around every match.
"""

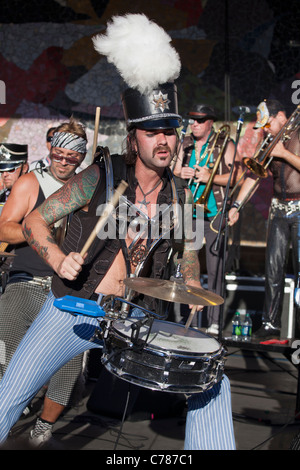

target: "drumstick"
[80,180,128,257]
[92,106,101,161]
[185,305,197,330]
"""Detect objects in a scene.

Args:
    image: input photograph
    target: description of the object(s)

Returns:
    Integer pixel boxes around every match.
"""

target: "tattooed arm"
[22,164,101,280]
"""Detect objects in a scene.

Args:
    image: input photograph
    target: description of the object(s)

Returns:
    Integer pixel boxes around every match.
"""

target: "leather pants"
[263,202,300,328]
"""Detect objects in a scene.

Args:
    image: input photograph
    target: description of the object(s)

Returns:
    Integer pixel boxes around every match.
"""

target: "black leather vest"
[52,156,187,301]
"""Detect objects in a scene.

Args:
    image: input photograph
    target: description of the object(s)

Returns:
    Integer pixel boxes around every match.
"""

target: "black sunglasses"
[192,117,211,124]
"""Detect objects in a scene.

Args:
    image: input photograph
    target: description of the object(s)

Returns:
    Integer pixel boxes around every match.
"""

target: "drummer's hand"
[56,251,86,280]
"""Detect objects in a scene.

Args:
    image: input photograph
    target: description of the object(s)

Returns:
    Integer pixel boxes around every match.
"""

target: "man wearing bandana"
[229,99,300,340]
[0,118,87,446]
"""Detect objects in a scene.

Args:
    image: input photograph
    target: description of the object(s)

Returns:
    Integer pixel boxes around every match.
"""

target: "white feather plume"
[92,13,181,95]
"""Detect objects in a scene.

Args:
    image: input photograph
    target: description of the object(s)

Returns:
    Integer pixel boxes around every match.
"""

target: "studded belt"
[7,272,52,293]
[27,276,52,292]
[271,198,300,216]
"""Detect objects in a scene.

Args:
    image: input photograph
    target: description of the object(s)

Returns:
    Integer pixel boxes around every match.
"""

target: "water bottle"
[241,313,252,342]
[231,311,241,341]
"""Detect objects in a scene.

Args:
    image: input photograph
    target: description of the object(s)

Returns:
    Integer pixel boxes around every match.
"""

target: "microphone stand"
[214,111,246,342]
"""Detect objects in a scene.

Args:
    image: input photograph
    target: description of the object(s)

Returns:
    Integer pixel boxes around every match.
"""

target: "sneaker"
[21,406,32,418]
[253,323,280,340]
[206,324,219,335]
[29,429,53,448]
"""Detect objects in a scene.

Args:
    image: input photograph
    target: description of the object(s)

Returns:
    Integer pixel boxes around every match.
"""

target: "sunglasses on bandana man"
[51,153,79,166]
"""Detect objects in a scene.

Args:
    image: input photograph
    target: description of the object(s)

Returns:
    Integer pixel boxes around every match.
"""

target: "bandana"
[51,132,87,154]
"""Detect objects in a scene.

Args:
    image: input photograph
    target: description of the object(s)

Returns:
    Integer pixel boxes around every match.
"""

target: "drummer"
[0,14,235,450]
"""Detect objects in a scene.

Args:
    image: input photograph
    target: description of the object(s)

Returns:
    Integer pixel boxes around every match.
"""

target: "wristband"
[232,201,241,210]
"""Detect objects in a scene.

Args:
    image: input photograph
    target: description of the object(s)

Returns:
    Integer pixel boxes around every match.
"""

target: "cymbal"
[124,277,224,306]
[0,251,16,257]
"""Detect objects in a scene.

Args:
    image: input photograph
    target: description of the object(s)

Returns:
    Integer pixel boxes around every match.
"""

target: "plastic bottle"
[241,313,252,342]
[231,311,241,341]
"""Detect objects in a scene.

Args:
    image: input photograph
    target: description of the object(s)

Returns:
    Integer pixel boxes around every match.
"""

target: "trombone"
[243,103,300,178]
[194,124,231,213]
[209,104,300,233]
[233,104,300,212]
[208,132,273,232]
[227,132,273,212]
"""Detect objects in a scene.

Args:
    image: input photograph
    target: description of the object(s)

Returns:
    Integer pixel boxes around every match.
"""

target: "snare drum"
[103,319,226,394]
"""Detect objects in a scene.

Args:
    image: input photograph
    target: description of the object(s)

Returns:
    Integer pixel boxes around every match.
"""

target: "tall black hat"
[0,143,28,171]
[122,82,181,130]
[93,14,182,130]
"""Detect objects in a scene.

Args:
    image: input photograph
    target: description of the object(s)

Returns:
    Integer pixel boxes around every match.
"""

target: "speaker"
[87,366,186,421]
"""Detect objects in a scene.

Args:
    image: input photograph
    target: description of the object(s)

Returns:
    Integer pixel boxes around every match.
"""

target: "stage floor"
[2,341,300,452]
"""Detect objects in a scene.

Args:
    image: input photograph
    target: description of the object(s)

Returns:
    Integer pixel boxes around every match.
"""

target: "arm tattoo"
[38,166,99,224]
[23,166,100,262]
[22,222,52,261]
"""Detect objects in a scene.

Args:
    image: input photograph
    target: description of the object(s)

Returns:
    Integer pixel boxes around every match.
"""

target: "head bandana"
[51,132,87,154]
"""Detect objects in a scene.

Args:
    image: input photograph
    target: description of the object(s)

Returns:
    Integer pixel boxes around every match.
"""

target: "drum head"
[112,319,221,354]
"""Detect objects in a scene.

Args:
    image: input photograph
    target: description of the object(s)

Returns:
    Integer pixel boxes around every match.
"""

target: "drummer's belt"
[8,272,52,293]
[271,198,300,216]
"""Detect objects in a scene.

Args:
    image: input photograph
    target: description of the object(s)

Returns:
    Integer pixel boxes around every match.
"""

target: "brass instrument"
[243,103,300,178]
[195,124,231,213]
[227,132,273,213]
[208,131,274,233]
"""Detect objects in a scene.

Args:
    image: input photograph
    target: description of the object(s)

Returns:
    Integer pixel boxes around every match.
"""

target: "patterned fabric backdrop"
[0,0,299,246]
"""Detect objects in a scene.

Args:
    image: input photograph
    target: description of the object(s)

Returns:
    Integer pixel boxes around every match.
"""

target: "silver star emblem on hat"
[152,91,170,112]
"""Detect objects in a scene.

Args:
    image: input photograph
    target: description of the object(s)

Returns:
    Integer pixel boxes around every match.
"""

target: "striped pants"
[0,291,235,449]
[185,375,236,450]
[0,282,84,406]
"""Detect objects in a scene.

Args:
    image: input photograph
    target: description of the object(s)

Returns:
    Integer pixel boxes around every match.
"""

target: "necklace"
[194,139,209,165]
[137,179,162,207]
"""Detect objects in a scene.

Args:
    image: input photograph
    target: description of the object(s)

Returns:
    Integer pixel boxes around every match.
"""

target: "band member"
[174,105,242,335]
[0,143,29,276]
[0,14,235,450]
[229,99,300,339]
[0,143,28,203]
[0,120,86,446]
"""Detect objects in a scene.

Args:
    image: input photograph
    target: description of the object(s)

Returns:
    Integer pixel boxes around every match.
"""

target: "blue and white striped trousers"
[0,291,235,450]
[185,375,236,450]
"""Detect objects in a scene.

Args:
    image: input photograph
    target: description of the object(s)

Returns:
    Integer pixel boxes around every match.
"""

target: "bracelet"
[231,201,241,210]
